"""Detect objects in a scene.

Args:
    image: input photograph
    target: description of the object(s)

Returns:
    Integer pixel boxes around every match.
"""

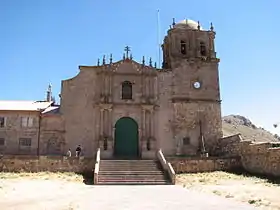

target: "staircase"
[97,159,171,185]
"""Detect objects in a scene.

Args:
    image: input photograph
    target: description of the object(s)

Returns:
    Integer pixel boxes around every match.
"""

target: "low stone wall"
[214,134,280,177]
[0,155,95,173]
[167,157,241,173]
[213,134,242,157]
[240,141,280,177]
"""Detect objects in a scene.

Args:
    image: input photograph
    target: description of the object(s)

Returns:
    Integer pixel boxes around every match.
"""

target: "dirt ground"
[177,171,280,210]
[0,171,279,209]
[0,172,88,210]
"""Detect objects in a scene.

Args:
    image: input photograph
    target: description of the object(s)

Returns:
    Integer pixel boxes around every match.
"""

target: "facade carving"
[0,19,223,159]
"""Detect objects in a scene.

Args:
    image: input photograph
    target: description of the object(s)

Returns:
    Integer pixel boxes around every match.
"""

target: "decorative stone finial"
[46,83,52,102]
[154,62,157,68]
[110,54,113,64]
[197,21,201,30]
[210,22,214,31]
[102,55,106,65]
[97,58,100,66]
[130,53,133,60]
[149,57,152,67]
[172,18,176,27]
[142,56,145,65]
[123,53,125,60]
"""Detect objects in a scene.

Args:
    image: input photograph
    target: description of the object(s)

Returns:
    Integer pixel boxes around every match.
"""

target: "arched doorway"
[114,117,139,158]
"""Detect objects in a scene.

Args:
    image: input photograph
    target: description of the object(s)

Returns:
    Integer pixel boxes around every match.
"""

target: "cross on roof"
[124,46,131,59]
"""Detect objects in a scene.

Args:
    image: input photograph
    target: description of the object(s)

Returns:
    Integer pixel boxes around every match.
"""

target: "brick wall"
[0,155,95,173]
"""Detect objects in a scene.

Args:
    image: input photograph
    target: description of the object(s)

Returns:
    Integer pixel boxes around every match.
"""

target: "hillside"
[222,115,280,142]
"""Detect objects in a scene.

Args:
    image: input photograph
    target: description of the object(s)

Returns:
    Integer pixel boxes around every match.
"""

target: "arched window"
[200,42,206,56]
[122,81,132,100]
[180,40,186,55]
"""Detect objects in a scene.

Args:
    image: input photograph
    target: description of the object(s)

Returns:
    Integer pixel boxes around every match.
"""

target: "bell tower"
[160,19,223,155]
[162,19,218,69]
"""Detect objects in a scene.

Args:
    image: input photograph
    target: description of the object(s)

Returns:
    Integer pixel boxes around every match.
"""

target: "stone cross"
[124,46,131,59]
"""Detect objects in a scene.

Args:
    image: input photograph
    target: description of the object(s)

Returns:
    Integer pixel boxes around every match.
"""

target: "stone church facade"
[0,19,222,158]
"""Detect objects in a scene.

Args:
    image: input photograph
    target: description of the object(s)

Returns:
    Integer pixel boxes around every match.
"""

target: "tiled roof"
[0,101,53,111]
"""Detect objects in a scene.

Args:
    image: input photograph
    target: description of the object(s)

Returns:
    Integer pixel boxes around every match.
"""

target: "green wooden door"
[114,117,139,158]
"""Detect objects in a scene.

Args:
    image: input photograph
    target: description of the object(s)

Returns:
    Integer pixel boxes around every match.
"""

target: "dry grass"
[177,171,280,209]
[0,171,83,182]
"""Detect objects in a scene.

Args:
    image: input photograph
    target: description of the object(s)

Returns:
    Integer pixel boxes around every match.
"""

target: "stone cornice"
[171,97,221,103]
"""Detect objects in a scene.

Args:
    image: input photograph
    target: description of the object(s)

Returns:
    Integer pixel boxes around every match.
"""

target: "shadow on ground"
[76,171,94,185]
[227,168,280,185]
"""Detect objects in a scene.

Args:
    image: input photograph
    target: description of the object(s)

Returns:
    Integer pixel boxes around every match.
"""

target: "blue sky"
[0,0,280,134]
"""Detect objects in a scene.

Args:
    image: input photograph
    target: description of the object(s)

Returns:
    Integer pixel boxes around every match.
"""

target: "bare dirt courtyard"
[0,171,277,210]
[177,171,280,210]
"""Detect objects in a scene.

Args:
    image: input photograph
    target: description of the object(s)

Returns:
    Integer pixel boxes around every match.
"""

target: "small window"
[122,81,132,100]
[200,42,206,56]
[180,40,186,55]
[0,138,5,146]
[183,137,190,145]
[0,117,5,127]
[19,138,31,147]
[21,117,33,127]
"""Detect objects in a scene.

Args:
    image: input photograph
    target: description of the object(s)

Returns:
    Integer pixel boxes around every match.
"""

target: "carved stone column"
[109,74,112,102]
[150,109,154,138]
[108,108,112,136]
[100,109,104,137]
[142,109,146,138]
[209,33,216,58]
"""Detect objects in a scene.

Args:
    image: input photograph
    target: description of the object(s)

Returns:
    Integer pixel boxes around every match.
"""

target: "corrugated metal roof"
[0,101,53,111]
[42,106,60,115]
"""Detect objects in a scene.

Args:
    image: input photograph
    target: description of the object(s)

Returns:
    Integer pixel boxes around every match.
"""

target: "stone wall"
[40,115,65,156]
[213,133,242,157]
[0,155,95,173]
[240,141,280,177]
[0,111,40,155]
[167,156,241,173]
[215,134,280,177]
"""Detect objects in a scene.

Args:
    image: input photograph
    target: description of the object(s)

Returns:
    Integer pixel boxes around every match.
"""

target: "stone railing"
[157,149,176,184]
[94,148,101,184]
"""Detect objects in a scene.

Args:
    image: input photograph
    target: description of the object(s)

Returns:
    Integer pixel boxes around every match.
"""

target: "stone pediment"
[94,59,158,75]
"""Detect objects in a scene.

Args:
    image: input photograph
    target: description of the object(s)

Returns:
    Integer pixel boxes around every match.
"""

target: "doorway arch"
[114,117,139,158]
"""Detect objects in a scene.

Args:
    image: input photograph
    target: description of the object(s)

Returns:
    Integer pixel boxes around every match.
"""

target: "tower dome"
[174,19,202,30]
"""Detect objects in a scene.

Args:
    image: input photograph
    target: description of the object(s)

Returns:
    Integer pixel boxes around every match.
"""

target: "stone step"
[99,174,166,179]
[100,163,158,166]
[100,165,160,168]
[98,177,169,182]
[100,162,160,166]
[99,171,164,175]
[97,159,169,185]
[99,168,160,171]
[97,180,170,185]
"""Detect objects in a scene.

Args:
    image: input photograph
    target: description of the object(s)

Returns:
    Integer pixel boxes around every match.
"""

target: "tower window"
[200,42,206,56]
[180,40,186,55]
[121,81,132,100]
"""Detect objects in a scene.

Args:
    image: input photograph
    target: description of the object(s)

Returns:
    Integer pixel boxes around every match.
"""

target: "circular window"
[193,81,201,89]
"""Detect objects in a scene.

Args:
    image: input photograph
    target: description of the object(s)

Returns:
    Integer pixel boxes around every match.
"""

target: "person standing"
[66,149,72,157]
[75,145,82,157]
